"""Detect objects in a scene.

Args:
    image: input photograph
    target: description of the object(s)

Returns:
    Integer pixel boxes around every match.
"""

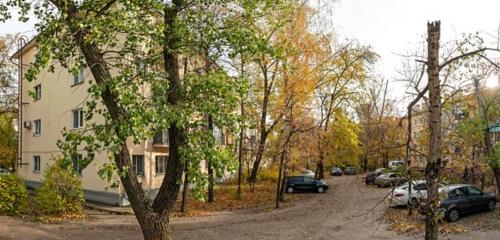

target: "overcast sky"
[331,0,500,103]
[1,0,499,103]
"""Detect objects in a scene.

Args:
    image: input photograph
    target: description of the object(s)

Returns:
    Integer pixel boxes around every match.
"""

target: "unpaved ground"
[1,175,498,240]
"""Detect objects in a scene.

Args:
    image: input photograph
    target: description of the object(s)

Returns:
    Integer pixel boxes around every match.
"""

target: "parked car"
[431,184,497,222]
[374,168,386,174]
[344,167,357,175]
[388,180,445,207]
[330,167,343,176]
[388,160,405,170]
[365,171,383,185]
[285,176,328,193]
[302,169,315,178]
[374,173,406,187]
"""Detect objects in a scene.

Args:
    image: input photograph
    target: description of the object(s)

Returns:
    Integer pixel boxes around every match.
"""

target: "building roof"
[10,37,37,60]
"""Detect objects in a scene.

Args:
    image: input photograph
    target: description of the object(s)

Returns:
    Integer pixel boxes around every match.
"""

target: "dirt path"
[1,175,498,240]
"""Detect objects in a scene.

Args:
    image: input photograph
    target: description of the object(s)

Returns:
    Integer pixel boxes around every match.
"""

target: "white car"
[302,170,315,178]
[388,180,444,207]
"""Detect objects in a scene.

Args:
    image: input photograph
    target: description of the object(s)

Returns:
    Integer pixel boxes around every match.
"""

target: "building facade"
[13,40,176,206]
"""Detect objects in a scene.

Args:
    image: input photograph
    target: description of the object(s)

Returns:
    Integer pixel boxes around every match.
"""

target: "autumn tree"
[1,1,257,239]
[315,44,375,178]
[0,35,18,171]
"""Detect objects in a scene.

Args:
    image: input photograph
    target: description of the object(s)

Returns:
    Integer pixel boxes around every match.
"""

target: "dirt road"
[172,175,401,240]
[1,175,498,240]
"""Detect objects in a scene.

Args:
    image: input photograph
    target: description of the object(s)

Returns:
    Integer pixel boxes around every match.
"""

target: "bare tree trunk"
[425,20,442,240]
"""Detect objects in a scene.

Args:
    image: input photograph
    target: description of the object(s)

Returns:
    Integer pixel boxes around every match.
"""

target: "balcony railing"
[153,130,169,147]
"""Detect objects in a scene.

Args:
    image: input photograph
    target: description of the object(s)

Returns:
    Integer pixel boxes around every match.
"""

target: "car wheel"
[287,187,294,193]
[317,186,324,193]
[488,200,496,211]
[408,198,418,208]
[447,208,460,222]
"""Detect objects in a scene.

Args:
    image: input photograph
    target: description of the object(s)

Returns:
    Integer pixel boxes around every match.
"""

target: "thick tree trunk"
[424,21,441,240]
[52,2,186,239]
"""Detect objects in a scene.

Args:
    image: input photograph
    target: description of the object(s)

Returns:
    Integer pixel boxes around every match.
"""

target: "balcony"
[152,130,169,147]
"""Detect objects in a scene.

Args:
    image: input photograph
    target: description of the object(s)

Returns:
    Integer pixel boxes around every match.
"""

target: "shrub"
[256,167,279,182]
[36,160,84,215]
[0,174,28,216]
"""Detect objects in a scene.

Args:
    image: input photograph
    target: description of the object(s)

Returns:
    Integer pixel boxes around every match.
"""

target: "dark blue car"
[438,184,497,222]
[285,176,328,193]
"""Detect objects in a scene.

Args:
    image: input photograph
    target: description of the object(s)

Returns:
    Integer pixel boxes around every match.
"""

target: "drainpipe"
[17,36,28,171]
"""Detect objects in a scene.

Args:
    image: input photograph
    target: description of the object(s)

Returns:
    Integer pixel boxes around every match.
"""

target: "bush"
[256,167,279,182]
[36,161,84,215]
[0,174,28,216]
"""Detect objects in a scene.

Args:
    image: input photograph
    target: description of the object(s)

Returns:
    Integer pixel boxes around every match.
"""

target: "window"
[33,84,41,101]
[132,155,144,176]
[155,155,167,174]
[34,119,41,136]
[448,188,465,199]
[72,154,83,175]
[72,108,84,129]
[466,186,482,196]
[414,183,427,191]
[33,156,41,173]
[303,177,314,183]
[73,67,84,85]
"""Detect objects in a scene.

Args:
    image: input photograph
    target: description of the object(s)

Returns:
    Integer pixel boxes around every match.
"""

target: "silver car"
[375,173,406,187]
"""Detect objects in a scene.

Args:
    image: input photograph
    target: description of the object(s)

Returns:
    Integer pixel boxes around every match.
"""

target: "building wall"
[16,43,169,205]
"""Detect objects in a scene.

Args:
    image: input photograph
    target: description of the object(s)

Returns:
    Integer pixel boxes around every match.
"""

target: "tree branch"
[439,47,500,71]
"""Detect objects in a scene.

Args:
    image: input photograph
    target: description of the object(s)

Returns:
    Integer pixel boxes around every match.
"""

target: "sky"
[1,0,499,103]
[331,0,500,104]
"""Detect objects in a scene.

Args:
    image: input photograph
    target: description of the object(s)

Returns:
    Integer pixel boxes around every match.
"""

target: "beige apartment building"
[13,40,177,206]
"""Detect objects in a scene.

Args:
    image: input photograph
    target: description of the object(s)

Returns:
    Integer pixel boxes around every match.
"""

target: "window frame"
[132,155,145,177]
[72,67,85,86]
[155,155,167,174]
[33,84,41,101]
[33,155,41,173]
[72,108,84,129]
[34,119,41,136]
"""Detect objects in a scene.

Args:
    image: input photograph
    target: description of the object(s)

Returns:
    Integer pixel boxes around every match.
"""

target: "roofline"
[10,37,37,60]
